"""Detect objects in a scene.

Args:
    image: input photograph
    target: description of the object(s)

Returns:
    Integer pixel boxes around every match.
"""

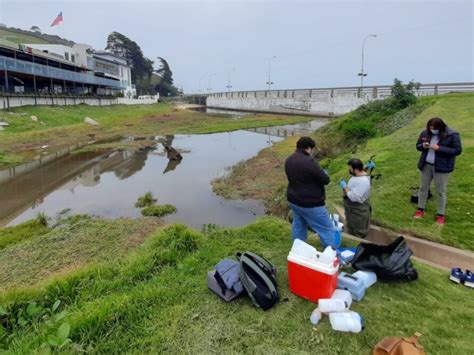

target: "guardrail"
[207,82,474,98]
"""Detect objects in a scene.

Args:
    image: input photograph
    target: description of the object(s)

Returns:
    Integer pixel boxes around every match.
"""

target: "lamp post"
[226,67,235,92]
[358,34,377,88]
[207,73,216,93]
[198,74,207,93]
[265,56,277,91]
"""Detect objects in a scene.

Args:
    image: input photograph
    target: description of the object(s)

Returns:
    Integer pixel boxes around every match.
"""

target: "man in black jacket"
[285,137,341,249]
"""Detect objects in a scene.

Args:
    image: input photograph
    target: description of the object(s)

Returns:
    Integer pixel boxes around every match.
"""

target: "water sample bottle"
[318,246,337,264]
[318,298,347,313]
[310,307,322,326]
[329,312,364,333]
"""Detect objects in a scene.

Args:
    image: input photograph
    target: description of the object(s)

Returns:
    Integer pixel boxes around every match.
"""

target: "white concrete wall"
[117,96,158,105]
[206,83,473,116]
[0,96,118,109]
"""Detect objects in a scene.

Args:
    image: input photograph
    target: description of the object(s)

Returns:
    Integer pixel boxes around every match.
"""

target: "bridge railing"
[206,82,474,99]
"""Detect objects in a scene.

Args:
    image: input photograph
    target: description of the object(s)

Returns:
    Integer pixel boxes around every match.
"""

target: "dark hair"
[296,136,316,150]
[347,158,364,171]
[426,117,447,138]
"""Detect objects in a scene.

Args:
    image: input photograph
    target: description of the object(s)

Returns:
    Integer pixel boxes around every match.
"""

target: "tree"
[30,25,41,33]
[155,57,178,97]
[105,32,154,93]
[390,78,421,108]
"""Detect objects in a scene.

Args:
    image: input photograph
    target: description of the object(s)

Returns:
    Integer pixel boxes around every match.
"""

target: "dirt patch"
[212,148,288,216]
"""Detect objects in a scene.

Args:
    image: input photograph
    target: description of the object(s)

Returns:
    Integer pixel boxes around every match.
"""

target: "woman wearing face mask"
[414,117,462,225]
[339,158,371,237]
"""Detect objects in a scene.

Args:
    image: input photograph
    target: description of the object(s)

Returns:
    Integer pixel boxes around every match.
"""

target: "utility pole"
[358,34,377,88]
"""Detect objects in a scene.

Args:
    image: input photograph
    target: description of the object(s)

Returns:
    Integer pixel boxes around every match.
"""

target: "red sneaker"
[413,210,425,219]
[436,215,445,226]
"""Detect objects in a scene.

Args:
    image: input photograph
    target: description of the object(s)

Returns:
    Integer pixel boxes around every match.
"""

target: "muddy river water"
[0,116,327,229]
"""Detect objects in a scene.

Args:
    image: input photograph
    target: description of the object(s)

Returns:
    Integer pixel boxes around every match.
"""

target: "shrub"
[391,78,420,109]
[340,120,377,139]
[141,204,177,217]
[135,192,156,208]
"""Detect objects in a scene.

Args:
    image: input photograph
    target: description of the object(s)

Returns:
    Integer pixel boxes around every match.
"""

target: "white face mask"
[430,129,439,135]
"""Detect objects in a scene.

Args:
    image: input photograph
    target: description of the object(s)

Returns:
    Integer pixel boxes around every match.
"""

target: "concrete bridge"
[185,82,474,117]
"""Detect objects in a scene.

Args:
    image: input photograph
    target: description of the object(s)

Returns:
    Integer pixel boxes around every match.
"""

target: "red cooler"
[287,253,339,302]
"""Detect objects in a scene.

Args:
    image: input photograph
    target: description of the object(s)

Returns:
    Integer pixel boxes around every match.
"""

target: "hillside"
[0,26,73,45]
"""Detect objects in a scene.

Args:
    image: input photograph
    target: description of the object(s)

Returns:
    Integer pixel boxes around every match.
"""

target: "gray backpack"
[237,252,279,311]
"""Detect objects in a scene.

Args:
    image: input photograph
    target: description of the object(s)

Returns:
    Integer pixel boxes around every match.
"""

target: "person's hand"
[422,142,430,149]
[429,144,439,151]
[367,160,375,169]
[339,179,347,190]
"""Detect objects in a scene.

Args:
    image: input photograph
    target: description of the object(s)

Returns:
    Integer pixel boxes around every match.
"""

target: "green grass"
[0,215,161,291]
[324,93,474,250]
[0,29,49,44]
[0,218,49,251]
[141,204,177,217]
[0,217,472,353]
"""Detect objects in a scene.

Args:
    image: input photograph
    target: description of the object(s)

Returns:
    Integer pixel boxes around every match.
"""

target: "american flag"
[50,12,63,27]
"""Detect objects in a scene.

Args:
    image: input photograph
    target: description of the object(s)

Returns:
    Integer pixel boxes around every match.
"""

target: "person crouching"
[339,159,371,238]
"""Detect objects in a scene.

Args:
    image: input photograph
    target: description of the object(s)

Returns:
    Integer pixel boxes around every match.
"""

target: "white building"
[24,43,135,97]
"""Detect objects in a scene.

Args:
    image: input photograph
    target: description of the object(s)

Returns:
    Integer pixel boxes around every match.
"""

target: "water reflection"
[1,131,282,229]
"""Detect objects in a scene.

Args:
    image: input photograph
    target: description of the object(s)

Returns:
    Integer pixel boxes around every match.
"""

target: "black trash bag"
[351,236,418,281]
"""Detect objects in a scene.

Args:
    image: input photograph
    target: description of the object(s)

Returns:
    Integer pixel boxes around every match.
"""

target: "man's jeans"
[289,202,341,249]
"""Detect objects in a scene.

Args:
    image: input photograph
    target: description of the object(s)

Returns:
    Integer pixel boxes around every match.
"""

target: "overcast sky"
[1,0,472,93]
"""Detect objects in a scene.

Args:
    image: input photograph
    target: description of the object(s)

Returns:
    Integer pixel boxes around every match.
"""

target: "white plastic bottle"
[318,246,336,264]
[310,307,322,326]
[329,312,364,333]
[318,298,346,313]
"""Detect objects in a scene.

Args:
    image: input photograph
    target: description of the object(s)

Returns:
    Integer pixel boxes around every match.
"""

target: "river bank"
[0,103,312,167]
[213,93,474,251]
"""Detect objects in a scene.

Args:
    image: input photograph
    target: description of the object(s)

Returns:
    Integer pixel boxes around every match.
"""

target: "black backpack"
[237,252,279,311]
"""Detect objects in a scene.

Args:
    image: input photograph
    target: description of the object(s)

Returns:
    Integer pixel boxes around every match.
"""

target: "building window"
[64,52,69,61]
[71,54,75,62]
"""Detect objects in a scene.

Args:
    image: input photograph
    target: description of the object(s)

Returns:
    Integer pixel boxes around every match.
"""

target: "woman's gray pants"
[418,164,450,215]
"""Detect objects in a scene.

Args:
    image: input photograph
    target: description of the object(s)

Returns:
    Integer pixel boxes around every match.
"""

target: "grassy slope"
[1,218,472,353]
[0,215,161,291]
[0,29,49,44]
[0,103,311,167]
[213,93,474,250]
[324,93,474,249]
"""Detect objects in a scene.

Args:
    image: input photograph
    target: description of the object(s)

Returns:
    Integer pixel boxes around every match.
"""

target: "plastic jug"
[331,289,352,309]
[309,307,322,326]
[329,312,364,333]
[291,239,318,261]
[319,289,352,313]
[353,271,377,288]
[318,246,337,264]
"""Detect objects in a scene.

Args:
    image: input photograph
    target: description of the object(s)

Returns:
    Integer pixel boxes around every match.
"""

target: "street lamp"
[226,67,236,92]
[358,34,377,88]
[198,74,207,93]
[265,56,277,91]
[207,73,216,93]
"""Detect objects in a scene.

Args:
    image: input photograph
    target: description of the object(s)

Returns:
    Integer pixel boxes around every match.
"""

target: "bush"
[135,192,156,208]
[141,204,177,217]
[340,120,377,139]
[391,78,420,109]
